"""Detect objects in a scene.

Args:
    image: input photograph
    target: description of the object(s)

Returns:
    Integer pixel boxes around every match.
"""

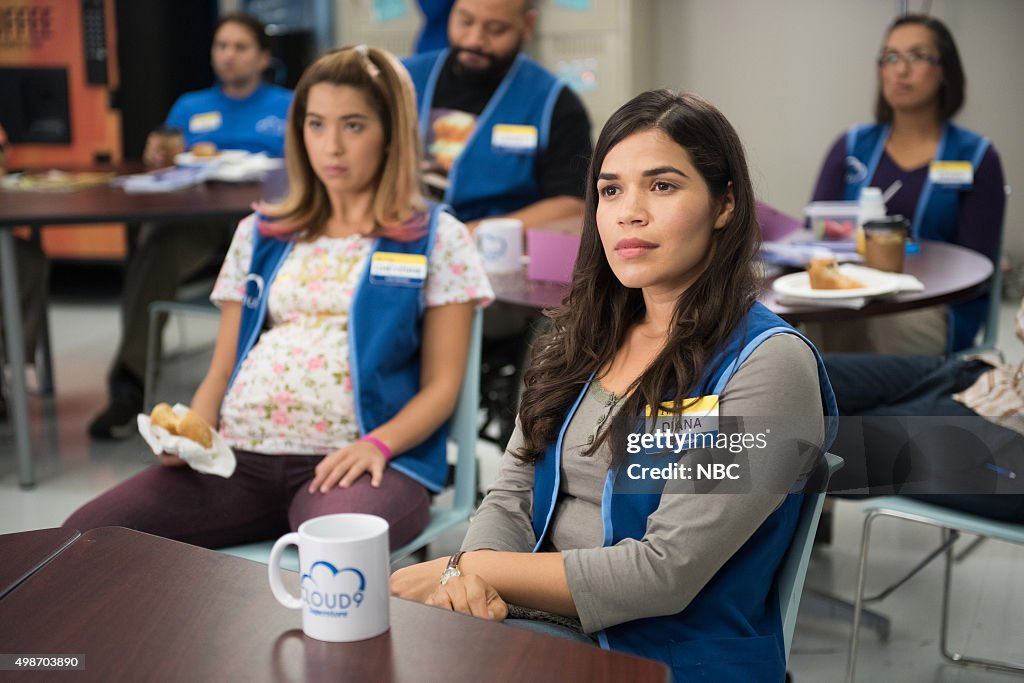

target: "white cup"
[268,513,390,642]
[475,218,524,273]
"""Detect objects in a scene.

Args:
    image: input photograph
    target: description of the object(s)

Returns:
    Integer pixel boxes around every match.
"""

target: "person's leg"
[64,451,291,548]
[90,220,234,438]
[287,464,431,550]
[823,353,947,415]
[0,235,49,420]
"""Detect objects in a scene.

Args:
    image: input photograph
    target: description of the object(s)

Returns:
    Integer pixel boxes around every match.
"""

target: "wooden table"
[0,527,669,682]
[491,240,994,323]
[0,169,286,487]
[0,527,79,600]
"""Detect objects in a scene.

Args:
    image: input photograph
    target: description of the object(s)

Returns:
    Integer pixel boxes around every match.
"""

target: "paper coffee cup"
[475,218,524,274]
[268,514,390,642]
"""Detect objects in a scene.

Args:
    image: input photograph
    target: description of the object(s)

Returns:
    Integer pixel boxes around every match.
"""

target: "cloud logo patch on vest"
[845,155,868,185]
[243,274,265,309]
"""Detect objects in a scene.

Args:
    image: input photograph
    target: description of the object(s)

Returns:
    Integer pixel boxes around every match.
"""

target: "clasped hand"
[390,557,508,621]
[308,440,388,493]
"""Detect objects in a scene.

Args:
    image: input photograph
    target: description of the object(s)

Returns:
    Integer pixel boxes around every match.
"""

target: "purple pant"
[64,450,431,550]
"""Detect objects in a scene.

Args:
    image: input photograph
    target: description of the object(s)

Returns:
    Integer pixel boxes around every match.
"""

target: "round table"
[491,240,994,323]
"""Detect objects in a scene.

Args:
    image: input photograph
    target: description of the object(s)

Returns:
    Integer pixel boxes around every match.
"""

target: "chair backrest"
[779,451,844,659]
[963,186,1009,354]
[387,306,482,563]
[449,307,483,515]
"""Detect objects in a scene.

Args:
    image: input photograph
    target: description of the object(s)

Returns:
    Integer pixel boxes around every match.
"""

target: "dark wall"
[115,0,218,161]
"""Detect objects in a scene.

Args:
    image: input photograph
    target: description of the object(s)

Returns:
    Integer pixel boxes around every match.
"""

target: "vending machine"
[0,0,123,258]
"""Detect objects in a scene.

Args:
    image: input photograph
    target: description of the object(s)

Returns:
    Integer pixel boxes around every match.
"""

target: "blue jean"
[824,353,1024,522]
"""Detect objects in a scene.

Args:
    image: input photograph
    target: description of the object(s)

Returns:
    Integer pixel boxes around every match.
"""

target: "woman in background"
[65,47,491,549]
[810,13,1005,354]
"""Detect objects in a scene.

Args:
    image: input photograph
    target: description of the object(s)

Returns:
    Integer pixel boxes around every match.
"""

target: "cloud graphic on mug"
[300,561,366,613]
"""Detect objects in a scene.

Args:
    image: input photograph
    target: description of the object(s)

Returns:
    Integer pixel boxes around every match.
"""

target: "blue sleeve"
[810,134,847,202]
[164,96,189,131]
[955,145,1006,262]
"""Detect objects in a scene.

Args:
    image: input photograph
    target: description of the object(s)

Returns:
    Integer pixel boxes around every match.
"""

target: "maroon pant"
[64,450,431,550]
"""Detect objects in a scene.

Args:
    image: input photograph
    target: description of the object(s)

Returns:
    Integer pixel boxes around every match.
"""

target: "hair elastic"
[360,435,392,460]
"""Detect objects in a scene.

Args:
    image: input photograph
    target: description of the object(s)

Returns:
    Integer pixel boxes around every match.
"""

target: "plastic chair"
[218,307,482,568]
[142,285,219,411]
[779,452,845,660]
[846,497,1024,681]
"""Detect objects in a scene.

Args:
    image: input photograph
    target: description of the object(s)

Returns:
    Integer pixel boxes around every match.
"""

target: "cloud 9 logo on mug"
[301,561,366,618]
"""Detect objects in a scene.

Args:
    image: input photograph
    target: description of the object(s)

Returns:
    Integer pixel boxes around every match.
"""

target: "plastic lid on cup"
[863,214,909,232]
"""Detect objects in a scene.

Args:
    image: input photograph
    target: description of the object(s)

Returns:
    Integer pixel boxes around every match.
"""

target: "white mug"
[268,513,390,642]
[475,218,524,273]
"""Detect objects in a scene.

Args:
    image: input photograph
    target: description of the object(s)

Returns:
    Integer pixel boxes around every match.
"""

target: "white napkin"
[137,403,236,477]
[206,153,283,183]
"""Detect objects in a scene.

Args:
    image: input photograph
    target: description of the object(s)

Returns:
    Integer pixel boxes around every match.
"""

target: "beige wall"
[649,0,1022,260]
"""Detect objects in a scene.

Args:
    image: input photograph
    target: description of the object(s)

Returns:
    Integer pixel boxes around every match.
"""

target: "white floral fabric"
[211,212,493,454]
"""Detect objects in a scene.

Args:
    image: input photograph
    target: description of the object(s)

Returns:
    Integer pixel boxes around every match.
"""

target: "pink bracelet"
[360,435,392,461]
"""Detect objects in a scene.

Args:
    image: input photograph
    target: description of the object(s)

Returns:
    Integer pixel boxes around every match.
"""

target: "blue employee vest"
[531,303,838,682]
[403,50,565,222]
[230,203,450,492]
[844,122,993,350]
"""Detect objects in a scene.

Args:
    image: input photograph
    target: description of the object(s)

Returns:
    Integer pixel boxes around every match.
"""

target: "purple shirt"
[811,130,1006,262]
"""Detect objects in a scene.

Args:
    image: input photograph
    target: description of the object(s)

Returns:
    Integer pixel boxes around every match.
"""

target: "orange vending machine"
[0,0,124,259]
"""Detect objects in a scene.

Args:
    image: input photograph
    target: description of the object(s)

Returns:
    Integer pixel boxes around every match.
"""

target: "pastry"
[149,403,214,448]
[191,142,218,158]
[807,257,864,290]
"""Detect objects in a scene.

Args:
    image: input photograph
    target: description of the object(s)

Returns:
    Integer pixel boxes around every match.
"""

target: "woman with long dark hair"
[393,90,836,680]
[810,13,1005,354]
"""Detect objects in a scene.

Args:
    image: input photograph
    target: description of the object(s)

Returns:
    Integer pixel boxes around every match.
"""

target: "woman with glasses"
[809,14,1005,354]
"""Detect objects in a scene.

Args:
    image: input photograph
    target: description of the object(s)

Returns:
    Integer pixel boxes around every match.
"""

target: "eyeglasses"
[877,50,941,68]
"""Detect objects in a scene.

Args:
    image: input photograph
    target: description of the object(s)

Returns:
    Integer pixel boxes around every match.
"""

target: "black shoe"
[89,381,143,440]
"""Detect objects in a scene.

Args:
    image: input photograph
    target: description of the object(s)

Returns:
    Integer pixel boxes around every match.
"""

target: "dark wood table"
[0,527,668,682]
[0,527,79,600]
[491,240,993,324]
[0,168,286,487]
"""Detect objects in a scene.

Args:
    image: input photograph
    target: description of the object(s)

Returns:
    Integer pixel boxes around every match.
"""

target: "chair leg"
[846,509,881,683]
[938,528,1024,674]
[35,307,54,396]
[143,308,161,411]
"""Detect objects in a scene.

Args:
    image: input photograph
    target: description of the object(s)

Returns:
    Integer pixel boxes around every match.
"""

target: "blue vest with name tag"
[404,50,564,222]
[230,203,450,492]
[844,122,993,350]
[532,303,837,682]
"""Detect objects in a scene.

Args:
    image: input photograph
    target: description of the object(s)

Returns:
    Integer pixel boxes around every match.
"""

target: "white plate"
[772,264,901,300]
[175,149,250,166]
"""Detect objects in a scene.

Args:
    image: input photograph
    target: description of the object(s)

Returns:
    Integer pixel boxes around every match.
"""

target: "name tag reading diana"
[929,160,974,189]
[491,124,538,154]
[369,252,428,287]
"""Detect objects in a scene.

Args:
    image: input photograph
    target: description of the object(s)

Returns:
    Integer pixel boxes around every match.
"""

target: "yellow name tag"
[929,160,973,187]
[189,111,222,133]
[646,395,720,418]
[491,124,538,153]
[369,252,428,287]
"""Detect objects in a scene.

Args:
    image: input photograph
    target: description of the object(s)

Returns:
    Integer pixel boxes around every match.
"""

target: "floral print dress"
[210,212,493,455]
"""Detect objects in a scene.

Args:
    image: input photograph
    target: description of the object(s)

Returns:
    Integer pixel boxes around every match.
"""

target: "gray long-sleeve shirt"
[461,333,825,633]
